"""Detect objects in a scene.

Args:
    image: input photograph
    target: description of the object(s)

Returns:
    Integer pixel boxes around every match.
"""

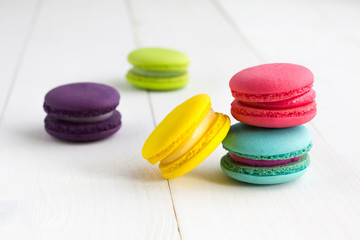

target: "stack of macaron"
[43,82,121,141]
[126,47,190,90]
[221,63,317,184]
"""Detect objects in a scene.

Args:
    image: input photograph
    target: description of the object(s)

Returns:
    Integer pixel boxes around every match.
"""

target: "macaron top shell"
[44,82,120,117]
[222,123,312,160]
[142,94,211,164]
[128,47,190,71]
[230,63,314,102]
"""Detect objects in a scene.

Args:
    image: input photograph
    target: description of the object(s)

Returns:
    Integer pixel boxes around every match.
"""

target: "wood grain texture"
[130,0,360,239]
[0,0,179,239]
[0,0,39,119]
[219,0,360,170]
[1,0,360,239]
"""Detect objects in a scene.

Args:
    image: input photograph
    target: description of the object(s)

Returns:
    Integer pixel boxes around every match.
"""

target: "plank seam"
[211,0,265,62]
[0,0,44,125]
[310,122,360,185]
[167,180,183,240]
[146,91,157,128]
[123,1,183,239]
[213,0,360,187]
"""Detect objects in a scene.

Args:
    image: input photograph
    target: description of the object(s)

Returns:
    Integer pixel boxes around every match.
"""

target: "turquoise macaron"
[221,123,312,184]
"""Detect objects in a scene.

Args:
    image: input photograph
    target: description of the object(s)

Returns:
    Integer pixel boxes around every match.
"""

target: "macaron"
[221,123,312,184]
[229,63,317,128]
[126,47,190,90]
[43,82,121,141]
[142,94,230,179]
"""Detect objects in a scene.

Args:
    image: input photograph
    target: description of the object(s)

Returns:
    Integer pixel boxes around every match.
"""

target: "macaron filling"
[55,111,114,123]
[237,89,316,110]
[44,104,117,119]
[221,153,310,177]
[160,108,217,165]
[231,100,317,118]
[130,67,186,78]
[231,84,313,102]
[229,153,300,167]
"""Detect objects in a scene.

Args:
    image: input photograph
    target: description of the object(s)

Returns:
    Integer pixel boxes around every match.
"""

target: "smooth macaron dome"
[142,94,230,179]
[44,82,121,141]
[229,63,317,128]
[127,47,190,90]
[221,123,312,184]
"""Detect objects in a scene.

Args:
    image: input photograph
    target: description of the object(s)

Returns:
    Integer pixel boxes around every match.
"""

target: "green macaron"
[126,47,190,90]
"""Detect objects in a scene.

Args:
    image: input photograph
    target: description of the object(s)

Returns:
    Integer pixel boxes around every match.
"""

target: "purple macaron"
[43,82,121,141]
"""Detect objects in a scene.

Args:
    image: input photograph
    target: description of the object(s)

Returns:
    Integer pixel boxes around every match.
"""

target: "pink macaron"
[229,63,317,128]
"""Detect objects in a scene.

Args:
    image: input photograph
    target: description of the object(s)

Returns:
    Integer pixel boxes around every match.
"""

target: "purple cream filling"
[229,153,300,167]
[54,111,114,123]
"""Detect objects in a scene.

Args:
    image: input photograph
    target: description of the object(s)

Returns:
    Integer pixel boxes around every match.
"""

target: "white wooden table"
[1,0,360,239]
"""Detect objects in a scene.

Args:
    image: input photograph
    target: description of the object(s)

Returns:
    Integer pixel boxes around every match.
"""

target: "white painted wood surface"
[0,0,39,118]
[1,0,359,239]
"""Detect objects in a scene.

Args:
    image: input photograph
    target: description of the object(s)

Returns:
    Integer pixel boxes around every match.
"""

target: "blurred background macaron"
[126,47,190,90]
[43,82,121,141]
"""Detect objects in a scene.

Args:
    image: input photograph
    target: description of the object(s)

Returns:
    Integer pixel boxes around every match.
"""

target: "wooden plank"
[0,0,39,118]
[0,0,179,239]
[129,0,360,239]
[218,0,360,170]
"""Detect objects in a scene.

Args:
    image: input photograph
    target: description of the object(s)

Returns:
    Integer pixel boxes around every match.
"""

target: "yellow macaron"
[142,94,230,179]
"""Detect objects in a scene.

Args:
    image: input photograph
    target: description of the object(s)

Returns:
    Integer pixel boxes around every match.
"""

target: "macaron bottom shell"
[45,125,121,142]
[126,70,189,90]
[221,166,308,185]
[231,110,316,128]
[220,153,310,184]
[231,100,317,128]
[45,110,121,142]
